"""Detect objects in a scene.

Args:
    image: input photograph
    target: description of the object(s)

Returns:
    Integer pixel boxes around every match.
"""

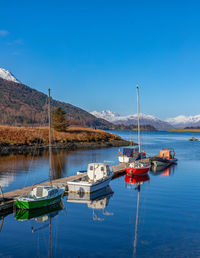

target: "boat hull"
[125,167,149,176]
[152,158,177,168]
[67,174,113,194]
[15,193,63,210]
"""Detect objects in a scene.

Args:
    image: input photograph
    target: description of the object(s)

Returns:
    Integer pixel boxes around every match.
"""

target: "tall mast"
[136,86,141,152]
[48,89,53,185]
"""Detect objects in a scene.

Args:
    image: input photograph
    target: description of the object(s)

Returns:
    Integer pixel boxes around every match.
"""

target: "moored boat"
[125,161,150,176]
[67,163,113,194]
[15,186,64,210]
[124,86,149,176]
[151,148,177,168]
[189,137,199,141]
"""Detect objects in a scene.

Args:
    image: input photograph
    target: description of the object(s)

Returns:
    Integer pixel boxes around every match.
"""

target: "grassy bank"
[0,126,130,155]
[169,129,200,132]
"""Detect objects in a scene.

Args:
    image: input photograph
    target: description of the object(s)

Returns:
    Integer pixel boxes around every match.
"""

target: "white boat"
[67,163,113,194]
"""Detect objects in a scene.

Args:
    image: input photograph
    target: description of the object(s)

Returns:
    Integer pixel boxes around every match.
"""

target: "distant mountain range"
[91,110,174,130]
[166,115,200,128]
[91,110,200,130]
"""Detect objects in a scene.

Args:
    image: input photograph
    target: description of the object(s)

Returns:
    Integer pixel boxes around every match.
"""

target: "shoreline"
[169,129,200,132]
[0,139,131,156]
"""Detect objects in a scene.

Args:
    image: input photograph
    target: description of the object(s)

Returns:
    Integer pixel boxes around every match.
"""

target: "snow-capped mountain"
[0,68,20,83]
[90,110,174,130]
[166,115,200,128]
[91,110,120,122]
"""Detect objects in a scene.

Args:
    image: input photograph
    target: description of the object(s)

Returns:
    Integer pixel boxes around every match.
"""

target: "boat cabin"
[122,147,139,157]
[87,163,112,182]
[32,186,59,199]
[159,148,175,159]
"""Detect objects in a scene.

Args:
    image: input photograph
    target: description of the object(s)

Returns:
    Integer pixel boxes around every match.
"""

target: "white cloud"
[8,39,23,45]
[0,30,9,36]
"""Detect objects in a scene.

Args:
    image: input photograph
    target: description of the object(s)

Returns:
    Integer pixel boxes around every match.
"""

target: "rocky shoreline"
[0,139,131,156]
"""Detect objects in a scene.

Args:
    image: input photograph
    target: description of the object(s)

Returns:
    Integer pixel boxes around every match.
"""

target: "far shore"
[0,125,132,156]
[169,129,200,132]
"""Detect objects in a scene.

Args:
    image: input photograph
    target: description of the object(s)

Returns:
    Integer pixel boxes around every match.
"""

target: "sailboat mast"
[136,86,141,153]
[48,89,53,185]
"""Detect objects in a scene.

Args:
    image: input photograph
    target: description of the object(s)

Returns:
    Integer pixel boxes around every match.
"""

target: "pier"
[0,163,127,213]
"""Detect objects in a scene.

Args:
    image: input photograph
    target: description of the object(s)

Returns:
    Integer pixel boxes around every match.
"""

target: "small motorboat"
[67,163,113,194]
[15,186,65,210]
[189,137,199,141]
[125,161,150,176]
[151,148,177,168]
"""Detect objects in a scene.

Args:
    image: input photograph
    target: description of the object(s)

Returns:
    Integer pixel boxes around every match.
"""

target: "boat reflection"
[67,186,114,221]
[125,174,150,188]
[15,201,64,223]
[150,164,175,177]
[125,174,150,257]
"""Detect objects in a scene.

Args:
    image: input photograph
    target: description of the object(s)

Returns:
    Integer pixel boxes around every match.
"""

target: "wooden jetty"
[0,163,127,213]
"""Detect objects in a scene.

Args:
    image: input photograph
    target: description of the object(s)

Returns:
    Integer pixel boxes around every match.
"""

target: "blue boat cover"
[123,148,134,157]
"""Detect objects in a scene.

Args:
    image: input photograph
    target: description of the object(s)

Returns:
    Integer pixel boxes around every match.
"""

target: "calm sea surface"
[1,130,200,258]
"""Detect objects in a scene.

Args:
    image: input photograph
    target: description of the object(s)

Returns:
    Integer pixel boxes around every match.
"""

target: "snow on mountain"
[166,115,200,128]
[90,110,174,130]
[91,110,120,122]
[0,68,20,83]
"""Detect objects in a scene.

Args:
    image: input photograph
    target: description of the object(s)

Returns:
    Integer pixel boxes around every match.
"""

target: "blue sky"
[0,0,200,119]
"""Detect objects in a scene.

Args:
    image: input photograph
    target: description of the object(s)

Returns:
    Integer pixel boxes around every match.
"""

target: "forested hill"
[0,78,112,129]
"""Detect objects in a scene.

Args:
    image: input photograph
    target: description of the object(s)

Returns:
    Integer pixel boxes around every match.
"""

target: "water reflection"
[15,201,64,222]
[150,165,176,177]
[125,175,150,258]
[67,186,114,221]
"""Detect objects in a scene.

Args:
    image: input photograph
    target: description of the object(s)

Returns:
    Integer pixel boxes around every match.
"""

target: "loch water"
[0,130,200,258]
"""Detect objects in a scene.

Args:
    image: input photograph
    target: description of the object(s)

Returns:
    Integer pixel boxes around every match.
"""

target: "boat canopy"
[32,186,59,199]
[160,148,173,159]
[123,147,138,157]
[87,163,111,182]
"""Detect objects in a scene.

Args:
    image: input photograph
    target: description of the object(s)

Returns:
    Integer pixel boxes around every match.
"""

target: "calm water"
[1,131,200,258]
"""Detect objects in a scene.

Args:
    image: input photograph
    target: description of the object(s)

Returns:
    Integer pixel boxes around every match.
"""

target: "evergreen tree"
[52,107,68,132]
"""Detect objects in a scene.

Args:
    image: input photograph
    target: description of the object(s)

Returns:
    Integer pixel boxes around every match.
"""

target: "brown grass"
[169,129,200,132]
[0,125,121,145]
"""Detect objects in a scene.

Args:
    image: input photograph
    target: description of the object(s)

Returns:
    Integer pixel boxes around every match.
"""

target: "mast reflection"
[125,174,150,257]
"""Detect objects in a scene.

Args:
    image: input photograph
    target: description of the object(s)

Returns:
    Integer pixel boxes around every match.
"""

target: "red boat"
[125,161,150,176]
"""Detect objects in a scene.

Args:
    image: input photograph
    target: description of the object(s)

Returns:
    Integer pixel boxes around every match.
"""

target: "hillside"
[0,78,112,129]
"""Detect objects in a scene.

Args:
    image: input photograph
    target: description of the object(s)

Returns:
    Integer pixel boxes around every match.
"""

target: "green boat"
[15,185,65,209]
